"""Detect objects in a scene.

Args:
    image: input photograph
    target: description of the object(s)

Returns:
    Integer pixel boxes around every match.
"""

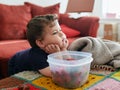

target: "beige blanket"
[68,37,120,68]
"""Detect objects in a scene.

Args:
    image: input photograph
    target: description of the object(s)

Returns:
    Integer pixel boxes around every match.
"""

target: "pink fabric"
[89,78,120,90]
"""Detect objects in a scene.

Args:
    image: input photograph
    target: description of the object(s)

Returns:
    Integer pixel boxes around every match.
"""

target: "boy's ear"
[36,39,45,48]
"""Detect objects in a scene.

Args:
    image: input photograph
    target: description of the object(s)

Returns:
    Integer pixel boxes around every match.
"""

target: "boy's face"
[39,20,68,49]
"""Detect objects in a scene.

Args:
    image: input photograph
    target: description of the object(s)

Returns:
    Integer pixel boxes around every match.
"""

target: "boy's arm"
[38,67,52,77]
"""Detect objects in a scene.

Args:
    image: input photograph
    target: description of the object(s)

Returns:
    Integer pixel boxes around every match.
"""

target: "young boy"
[8,14,69,77]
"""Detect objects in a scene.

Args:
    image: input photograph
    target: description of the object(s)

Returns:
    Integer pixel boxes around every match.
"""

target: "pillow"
[24,2,60,17]
[0,4,31,40]
[60,24,80,38]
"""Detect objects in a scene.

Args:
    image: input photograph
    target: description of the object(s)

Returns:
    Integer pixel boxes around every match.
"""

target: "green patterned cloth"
[13,71,41,81]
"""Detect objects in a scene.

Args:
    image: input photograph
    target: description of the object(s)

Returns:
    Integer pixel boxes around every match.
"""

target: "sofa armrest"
[59,14,99,37]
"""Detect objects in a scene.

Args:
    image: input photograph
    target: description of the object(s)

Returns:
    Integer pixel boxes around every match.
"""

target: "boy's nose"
[59,31,66,37]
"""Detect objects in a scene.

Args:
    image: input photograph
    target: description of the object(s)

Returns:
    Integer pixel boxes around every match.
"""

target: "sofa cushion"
[60,24,80,38]
[0,4,31,40]
[0,40,31,78]
[0,40,31,59]
[24,2,60,17]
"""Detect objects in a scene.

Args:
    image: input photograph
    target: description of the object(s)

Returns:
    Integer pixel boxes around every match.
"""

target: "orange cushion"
[0,4,31,40]
[60,24,80,38]
[24,2,60,17]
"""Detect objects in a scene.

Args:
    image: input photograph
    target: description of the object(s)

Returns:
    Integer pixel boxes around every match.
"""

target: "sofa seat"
[0,40,31,78]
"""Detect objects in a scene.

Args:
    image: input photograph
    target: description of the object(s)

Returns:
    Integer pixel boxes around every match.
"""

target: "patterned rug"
[0,66,120,90]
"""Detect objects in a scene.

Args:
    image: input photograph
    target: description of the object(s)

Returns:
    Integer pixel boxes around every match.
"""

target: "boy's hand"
[44,44,60,54]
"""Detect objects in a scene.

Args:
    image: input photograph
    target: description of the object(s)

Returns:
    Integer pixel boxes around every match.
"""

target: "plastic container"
[47,51,93,89]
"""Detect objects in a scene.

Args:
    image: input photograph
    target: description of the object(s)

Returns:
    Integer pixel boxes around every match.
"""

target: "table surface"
[0,66,120,90]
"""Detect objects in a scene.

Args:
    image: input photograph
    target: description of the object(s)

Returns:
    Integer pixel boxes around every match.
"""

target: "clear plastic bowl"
[47,51,93,89]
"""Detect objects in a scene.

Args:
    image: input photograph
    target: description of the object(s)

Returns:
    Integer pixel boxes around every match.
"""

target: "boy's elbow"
[42,71,52,77]
[38,67,52,77]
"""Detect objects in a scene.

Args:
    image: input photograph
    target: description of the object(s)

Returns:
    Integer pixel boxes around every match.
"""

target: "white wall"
[0,0,68,13]
[0,0,101,16]
[92,0,102,17]
[0,0,61,5]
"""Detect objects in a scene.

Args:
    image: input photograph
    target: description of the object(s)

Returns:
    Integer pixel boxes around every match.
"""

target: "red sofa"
[0,2,99,79]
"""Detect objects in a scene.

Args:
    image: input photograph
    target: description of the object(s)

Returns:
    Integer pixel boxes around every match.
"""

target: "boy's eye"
[52,29,62,35]
[52,31,58,35]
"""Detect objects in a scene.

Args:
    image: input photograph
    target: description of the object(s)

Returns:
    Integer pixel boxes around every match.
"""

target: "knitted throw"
[68,36,120,68]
